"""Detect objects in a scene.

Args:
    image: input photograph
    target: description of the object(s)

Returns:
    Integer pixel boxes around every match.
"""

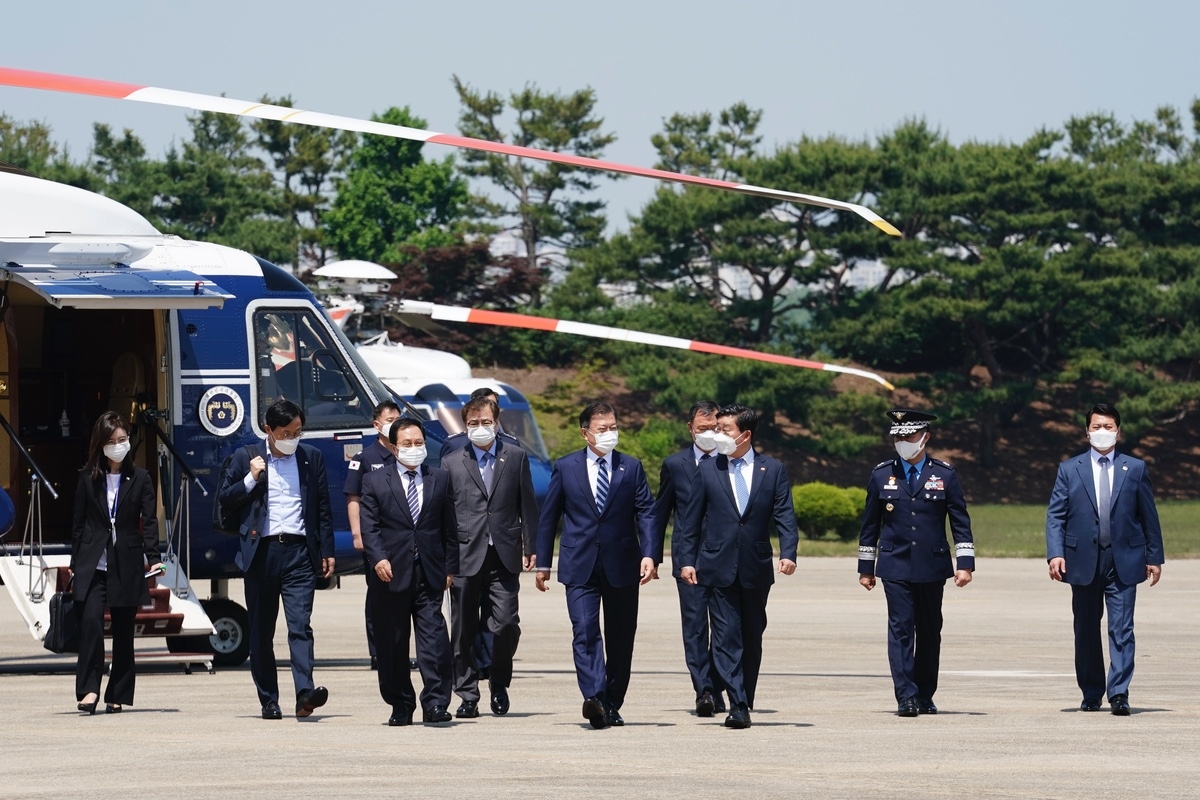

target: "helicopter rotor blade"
[0,66,901,236]
[395,300,894,390]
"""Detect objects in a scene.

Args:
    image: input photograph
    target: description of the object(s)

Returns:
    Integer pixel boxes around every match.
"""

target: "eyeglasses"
[587,425,618,434]
[274,431,303,441]
[465,419,495,428]
[107,436,130,445]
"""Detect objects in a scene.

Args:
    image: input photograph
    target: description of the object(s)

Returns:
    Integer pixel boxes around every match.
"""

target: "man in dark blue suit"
[653,400,727,717]
[535,401,657,729]
[858,408,974,718]
[675,404,799,730]
[1046,403,1164,716]
[217,399,334,720]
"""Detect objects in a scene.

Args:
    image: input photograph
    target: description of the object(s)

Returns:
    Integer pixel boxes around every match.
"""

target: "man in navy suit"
[535,401,657,729]
[858,408,974,718]
[675,404,799,730]
[653,400,727,717]
[1046,403,1164,716]
[360,417,458,726]
[217,399,334,720]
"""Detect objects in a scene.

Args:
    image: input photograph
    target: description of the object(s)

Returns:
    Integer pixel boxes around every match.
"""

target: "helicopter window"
[254,309,372,429]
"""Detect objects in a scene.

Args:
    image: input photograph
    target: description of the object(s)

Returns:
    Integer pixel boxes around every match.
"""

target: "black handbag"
[43,581,79,654]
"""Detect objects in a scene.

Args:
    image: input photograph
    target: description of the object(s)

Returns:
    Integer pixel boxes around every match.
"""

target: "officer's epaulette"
[931,457,954,470]
[873,459,895,470]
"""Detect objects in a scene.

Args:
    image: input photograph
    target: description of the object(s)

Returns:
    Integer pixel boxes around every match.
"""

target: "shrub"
[792,482,865,541]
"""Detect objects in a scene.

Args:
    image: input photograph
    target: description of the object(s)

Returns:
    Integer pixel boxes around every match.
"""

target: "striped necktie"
[405,470,420,521]
[731,457,749,515]
[596,457,609,514]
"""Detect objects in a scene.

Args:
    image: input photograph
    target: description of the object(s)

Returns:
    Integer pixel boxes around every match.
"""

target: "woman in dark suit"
[71,411,162,714]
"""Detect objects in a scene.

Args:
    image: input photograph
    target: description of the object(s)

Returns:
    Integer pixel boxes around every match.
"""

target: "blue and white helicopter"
[0,66,896,668]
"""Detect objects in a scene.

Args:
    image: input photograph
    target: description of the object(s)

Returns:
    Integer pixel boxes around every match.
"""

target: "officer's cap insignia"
[887,407,937,436]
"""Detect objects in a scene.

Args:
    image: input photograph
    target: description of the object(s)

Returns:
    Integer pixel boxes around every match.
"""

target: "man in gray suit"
[444,394,540,718]
[1046,402,1164,715]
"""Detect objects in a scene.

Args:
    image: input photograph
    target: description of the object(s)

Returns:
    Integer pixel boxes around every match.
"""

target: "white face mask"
[713,432,741,457]
[397,446,427,468]
[589,430,619,455]
[468,425,496,446]
[103,441,131,463]
[378,420,396,442]
[894,434,927,461]
[272,435,300,456]
[1088,429,1118,451]
[693,429,718,452]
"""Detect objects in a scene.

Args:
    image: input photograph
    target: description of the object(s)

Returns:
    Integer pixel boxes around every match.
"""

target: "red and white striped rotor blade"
[396,300,895,390]
[0,66,901,237]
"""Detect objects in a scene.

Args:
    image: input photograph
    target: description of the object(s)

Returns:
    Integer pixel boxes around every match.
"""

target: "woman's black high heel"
[77,696,98,714]
[105,704,122,714]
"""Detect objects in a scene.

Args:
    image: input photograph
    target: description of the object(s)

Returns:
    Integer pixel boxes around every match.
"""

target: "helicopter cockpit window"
[254,309,372,429]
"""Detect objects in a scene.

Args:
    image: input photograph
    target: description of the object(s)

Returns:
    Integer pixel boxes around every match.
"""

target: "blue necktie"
[405,470,420,521]
[479,452,493,495]
[731,457,749,515]
[596,458,609,514]
[1098,456,1112,547]
[907,464,920,494]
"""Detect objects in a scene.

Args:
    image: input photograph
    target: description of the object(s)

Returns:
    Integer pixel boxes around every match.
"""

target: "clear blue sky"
[2,0,1196,230]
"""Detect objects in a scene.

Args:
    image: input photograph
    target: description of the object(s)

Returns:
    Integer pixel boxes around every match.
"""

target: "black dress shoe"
[423,705,453,723]
[605,708,624,727]
[696,691,716,718]
[479,667,491,681]
[409,658,419,670]
[261,701,283,720]
[897,698,919,717]
[105,704,122,714]
[490,686,510,716]
[714,698,727,713]
[388,707,413,727]
[1110,694,1131,716]
[724,705,751,729]
[917,699,937,715]
[582,696,608,729]
[296,686,329,718]
[1080,699,1102,712]
[456,700,480,719]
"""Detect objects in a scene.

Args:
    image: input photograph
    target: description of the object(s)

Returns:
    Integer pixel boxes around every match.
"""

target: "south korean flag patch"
[348,460,361,471]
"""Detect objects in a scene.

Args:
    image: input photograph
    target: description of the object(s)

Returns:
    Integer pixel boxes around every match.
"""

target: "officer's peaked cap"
[887,408,937,436]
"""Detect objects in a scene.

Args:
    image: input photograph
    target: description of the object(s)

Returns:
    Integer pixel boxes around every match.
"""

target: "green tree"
[324,107,467,264]
[0,114,93,187]
[252,97,357,268]
[452,76,619,296]
[157,111,295,264]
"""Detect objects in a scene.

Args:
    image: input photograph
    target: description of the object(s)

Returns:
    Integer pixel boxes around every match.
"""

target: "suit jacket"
[444,440,540,576]
[360,463,458,592]
[674,451,799,589]
[1046,450,1164,586]
[216,441,334,575]
[70,465,160,606]
[535,449,657,588]
[441,429,522,455]
[653,446,707,579]
[858,456,974,582]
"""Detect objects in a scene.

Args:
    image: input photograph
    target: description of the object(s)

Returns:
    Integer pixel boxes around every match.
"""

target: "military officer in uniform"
[857,408,974,717]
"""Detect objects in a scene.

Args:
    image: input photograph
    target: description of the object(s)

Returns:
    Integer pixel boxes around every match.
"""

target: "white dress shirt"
[97,472,121,572]
[693,445,715,465]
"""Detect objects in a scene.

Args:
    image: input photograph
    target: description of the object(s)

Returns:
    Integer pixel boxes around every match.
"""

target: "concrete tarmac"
[1,558,1197,799]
